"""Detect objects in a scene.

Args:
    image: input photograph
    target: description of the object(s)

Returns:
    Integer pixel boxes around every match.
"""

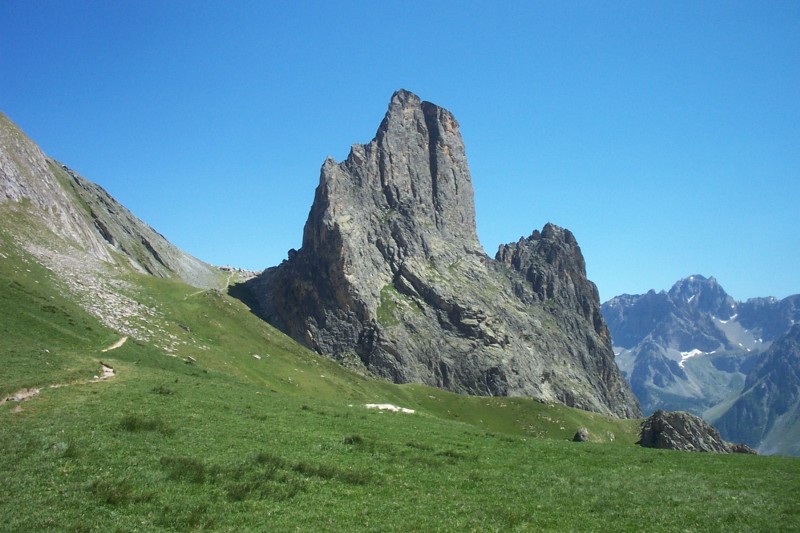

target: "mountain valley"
[2,94,798,529]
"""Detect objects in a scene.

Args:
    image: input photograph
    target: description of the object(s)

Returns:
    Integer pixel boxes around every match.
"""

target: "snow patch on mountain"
[679,349,708,368]
[717,313,738,324]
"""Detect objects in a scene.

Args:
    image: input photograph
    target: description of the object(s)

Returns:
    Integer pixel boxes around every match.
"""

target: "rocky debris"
[242,89,640,418]
[637,410,755,454]
[24,243,164,343]
[96,363,115,381]
[2,388,41,403]
[573,427,590,442]
[727,443,758,455]
[20,240,212,358]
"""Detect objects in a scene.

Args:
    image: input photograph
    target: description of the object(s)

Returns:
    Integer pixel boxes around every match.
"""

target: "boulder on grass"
[637,410,756,454]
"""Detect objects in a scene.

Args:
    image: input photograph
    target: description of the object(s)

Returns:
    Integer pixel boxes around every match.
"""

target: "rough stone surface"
[638,410,755,454]
[61,165,220,288]
[604,274,800,454]
[0,111,232,354]
[243,89,640,418]
[0,112,114,262]
[603,275,737,354]
[727,442,758,455]
[0,112,220,289]
[573,427,590,442]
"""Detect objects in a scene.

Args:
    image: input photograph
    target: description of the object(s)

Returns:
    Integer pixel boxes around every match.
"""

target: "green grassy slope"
[2,236,799,531]
[0,231,118,395]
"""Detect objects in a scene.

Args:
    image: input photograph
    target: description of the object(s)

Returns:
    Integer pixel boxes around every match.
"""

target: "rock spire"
[242,90,640,418]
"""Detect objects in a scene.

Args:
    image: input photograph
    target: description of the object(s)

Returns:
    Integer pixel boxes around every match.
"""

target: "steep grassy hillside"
[2,237,799,531]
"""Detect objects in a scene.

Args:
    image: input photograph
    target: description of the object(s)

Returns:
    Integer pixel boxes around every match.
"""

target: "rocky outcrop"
[242,89,640,418]
[638,410,756,454]
[573,427,590,442]
[495,225,609,342]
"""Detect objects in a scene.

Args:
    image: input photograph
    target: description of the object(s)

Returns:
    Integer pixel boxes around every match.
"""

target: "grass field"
[2,235,799,531]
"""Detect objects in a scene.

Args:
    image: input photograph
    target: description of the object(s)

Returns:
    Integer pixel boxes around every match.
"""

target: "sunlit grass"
[1,235,798,531]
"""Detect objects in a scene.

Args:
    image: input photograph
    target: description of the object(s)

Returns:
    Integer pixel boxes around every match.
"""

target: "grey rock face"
[244,89,640,418]
[60,165,220,288]
[603,275,735,353]
[573,427,590,442]
[738,295,800,342]
[0,112,219,289]
[495,225,608,341]
[638,410,756,454]
[0,112,114,263]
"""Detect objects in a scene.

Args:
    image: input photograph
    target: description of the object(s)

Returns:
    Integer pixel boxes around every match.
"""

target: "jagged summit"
[667,275,736,319]
[304,89,481,265]
[242,90,640,418]
[496,224,601,332]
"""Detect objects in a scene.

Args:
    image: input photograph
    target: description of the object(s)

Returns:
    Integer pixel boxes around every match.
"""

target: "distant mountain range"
[602,275,800,455]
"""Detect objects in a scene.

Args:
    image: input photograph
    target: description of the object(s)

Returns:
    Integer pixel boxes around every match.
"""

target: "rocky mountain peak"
[496,223,605,337]
[604,273,800,454]
[668,275,736,319]
[243,90,640,418]
[306,88,481,262]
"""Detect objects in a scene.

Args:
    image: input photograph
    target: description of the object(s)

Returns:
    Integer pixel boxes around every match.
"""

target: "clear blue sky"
[2,1,798,302]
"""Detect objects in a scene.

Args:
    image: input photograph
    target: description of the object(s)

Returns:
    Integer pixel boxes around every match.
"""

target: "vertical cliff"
[243,90,640,417]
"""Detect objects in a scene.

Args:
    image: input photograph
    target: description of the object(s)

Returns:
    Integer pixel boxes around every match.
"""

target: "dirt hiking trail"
[101,335,128,352]
[3,352,118,411]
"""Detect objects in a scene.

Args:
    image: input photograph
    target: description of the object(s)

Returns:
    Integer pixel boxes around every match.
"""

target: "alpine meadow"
[2,90,799,532]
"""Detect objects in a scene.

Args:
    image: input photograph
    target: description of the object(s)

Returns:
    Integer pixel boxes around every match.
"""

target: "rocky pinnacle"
[243,90,640,418]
